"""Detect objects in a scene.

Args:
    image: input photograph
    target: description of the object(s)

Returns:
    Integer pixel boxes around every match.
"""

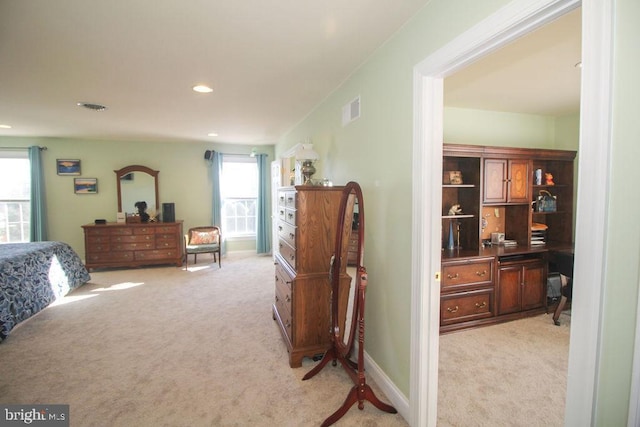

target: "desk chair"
[184,226,221,269]
[551,251,573,325]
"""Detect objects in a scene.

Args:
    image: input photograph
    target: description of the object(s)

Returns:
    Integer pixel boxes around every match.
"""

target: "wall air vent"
[342,96,360,126]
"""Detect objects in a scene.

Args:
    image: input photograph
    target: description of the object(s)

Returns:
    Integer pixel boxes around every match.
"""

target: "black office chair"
[551,251,574,325]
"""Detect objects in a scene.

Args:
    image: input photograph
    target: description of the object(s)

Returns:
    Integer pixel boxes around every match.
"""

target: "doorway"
[409,0,614,426]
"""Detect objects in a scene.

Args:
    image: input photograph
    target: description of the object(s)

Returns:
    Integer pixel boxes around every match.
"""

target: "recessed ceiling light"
[193,85,213,93]
[77,102,108,111]
[207,132,218,137]
[0,124,11,129]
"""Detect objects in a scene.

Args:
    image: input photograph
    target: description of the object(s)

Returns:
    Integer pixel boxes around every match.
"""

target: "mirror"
[303,181,396,426]
[114,165,159,218]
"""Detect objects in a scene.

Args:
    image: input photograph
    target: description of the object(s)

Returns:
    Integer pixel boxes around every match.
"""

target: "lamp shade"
[295,144,319,161]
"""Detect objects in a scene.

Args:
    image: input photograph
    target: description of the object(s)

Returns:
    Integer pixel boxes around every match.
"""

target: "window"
[0,152,30,243]
[221,156,258,238]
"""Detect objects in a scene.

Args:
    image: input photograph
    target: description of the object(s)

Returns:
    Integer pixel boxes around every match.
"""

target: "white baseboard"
[363,350,410,422]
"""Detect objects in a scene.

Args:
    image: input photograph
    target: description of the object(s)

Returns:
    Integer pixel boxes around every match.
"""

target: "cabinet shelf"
[442,214,474,219]
[443,184,476,188]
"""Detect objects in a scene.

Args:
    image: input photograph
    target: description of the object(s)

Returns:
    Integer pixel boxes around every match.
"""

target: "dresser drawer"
[133,226,155,235]
[135,249,179,261]
[85,227,112,237]
[278,239,296,270]
[156,235,178,248]
[442,258,494,292]
[284,191,296,208]
[278,221,296,248]
[87,236,110,246]
[275,274,292,319]
[87,251,134,263]
[440,289,494,325]
[278,192,287,207]
[112,242,154,251]
[105,227,133,236]
[283,208,296,226]
[111,234,155,243]
[154,225,179,234]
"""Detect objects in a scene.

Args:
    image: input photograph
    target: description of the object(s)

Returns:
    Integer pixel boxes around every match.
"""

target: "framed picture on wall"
[74,178,97,194]
[57,159,81,175]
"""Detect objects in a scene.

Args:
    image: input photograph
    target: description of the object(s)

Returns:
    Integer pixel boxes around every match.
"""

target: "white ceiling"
[445,8,581,116]
[0,2,581,146]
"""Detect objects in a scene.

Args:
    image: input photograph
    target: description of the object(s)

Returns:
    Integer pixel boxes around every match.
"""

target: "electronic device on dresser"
[440,144,576,333]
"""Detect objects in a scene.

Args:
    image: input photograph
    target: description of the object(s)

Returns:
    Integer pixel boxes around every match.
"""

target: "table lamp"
[295,144,319,184]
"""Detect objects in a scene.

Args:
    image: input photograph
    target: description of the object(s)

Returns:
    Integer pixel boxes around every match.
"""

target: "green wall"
[0,136,274,256]
[277,1,639,424]
[597,0,640,423]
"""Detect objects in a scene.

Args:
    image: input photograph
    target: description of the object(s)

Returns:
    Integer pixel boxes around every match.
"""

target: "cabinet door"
[483,159,530,204]
[507,160,529,203]
[483,159,507,203]
[521,261,546,310]
[497,265,522,315]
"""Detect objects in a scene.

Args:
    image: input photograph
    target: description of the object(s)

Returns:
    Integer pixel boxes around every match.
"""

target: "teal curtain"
[28,146,48,241]
[210,151,226,254]
[256,154,271,254]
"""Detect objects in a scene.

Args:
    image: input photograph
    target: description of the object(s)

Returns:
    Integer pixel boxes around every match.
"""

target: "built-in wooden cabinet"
[440,144,576,332]
[497,255,547,315]
[273,186,344,367]
[483,158,530,204]
[82,221,183,271]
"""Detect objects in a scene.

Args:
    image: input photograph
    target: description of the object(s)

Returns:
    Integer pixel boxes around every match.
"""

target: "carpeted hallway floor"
[0,251,407,427]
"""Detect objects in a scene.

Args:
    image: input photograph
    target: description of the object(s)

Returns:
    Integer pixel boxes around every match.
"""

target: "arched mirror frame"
[303,181,396,426]
[114,165,160,213]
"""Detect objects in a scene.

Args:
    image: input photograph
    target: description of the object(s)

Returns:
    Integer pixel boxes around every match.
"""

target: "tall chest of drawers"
[273,186,343,367]
[82,221,183,271]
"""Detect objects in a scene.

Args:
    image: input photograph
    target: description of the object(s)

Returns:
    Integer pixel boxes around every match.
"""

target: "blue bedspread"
[0,241,91,342]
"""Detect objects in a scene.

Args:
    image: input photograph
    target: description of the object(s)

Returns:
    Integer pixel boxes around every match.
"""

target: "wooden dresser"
[82,221,183,271]
[273,186,344,367]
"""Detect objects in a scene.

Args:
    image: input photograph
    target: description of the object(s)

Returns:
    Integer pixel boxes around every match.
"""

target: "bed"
[0,241,91,342]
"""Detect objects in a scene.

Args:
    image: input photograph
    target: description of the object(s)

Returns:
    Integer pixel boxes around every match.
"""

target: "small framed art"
[57,159,81,175]
[74,178,98,194]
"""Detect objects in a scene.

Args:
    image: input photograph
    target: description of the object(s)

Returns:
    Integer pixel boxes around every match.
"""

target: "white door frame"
[410,0,614,425]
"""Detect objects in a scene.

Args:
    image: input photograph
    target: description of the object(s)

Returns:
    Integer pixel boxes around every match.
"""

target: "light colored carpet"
[0,251,407,427]
[438,311,570,426]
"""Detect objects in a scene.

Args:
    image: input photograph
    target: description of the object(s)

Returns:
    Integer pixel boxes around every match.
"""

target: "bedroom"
[1,0,638,426]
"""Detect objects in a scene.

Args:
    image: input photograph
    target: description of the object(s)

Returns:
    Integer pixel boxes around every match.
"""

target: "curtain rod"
[0,146,47,151]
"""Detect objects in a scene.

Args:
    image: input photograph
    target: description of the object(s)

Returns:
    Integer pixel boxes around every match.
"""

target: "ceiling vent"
[77,102,108,112]
[342,96,360,126]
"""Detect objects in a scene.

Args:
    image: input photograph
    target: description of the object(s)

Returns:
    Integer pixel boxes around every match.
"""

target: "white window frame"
[0,150,30,243]
[221,155,258,239]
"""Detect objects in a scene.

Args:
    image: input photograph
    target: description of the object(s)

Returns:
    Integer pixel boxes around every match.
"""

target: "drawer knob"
[285,295,291,302]
[446,305,459,313]
[289,233,294,239]
[278,226,283,231]
[447,273,459,280]
[288,213,293,219]
[275,295,279,302]
[476,270,487,277]
[475,301,487,309]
